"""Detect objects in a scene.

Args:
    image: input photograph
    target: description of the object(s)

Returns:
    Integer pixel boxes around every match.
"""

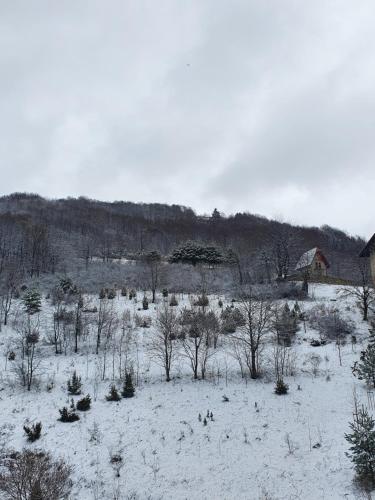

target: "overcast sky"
[1,1,374,238]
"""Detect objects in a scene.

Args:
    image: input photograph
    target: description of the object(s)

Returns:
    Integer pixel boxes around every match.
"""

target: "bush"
[76,394,91,411]
[58,400,80,422]
[99,288,106,300]
[194,294,209,307]
[121,287,127,297]
[0,449,72,500]
[67,371,82,395]
[106,385,121,401]
[134,314,151,328]
[274,379,289,395]
[162,288,169,297]
[107,289,116,300]
[122,373,135,398]
[169,294,178,306]
[128,289,137,300]
[23,422,42,442]
[271,282,307,300]
[309,304,355,341]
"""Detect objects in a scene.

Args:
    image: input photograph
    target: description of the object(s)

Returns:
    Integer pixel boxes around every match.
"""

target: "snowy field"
[0,283,372,500]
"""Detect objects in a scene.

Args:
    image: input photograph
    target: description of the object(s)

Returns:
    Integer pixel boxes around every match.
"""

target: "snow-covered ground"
[0,284,372,500]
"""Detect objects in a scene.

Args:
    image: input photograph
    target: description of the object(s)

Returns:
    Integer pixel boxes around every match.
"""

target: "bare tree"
[0,449,72,500]
[14,314,42,391]
[341,259,375,321]
[141,251,162,303]
[271,226,291,280]
[148,304,179,381]
[180,309,218,380]
[232,287,273,379]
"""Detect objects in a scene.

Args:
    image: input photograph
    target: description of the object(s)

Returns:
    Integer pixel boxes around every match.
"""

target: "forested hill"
[0,193,365,280]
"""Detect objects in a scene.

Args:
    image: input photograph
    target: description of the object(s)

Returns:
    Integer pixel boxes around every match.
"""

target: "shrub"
[274,379,289,395]
[128,289,137,300]
[99,288,106,300]
[162,288,169,297]
[194,294,209,307]
[272,282,307,300]
[0,449,72,500]
[309,304,355,341]
[169,294,178,307]
[134,314,151,328]
[67,371,82,395]
[107,289,116,300]
[76,394,91,411]
[122,373,135,398]
[106,385,121,402]
[58,400,80,422]
[23,422,42,442]
[121,287,127,297]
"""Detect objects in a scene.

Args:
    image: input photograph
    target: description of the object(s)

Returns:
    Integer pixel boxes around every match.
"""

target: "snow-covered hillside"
[0,284,372,500]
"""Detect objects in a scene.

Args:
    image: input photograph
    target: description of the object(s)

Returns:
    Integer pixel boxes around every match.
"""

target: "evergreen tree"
[67,371,82,395]
[345,405,375,486]
[122,373,135,398]
[99,288,106,300]
[76,394,91,411]
[107,289,116,299]
[353,333,375,388]
[58,399,80,422]
[142,296,149,310]
[274,378,289,395]
[23,290,42,316]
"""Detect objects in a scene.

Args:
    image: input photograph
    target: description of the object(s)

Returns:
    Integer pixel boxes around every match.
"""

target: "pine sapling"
[76,394,91,411]
[121,373,135,398]
[67,371,82,395]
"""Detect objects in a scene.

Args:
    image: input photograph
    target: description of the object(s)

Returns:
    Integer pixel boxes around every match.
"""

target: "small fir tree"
[76,394,91,411]
[99,288,106,300]
[122,373,135,398]
[274,378,289,395]
[353,333,375,388]
[345,405,375,486]
[107,289,116,300]
[59,400,80,422]
[67,371,82,395]
[121,287,127,297]
[142,296,149,310]
[106,385,121,401]
[162,288,169,298]
[23,290,42,316]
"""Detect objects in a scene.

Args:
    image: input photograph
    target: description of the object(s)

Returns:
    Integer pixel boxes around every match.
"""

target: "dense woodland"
[0,192,365,291]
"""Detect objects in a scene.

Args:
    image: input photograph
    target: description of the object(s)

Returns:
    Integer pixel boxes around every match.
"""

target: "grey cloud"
[0,0,374,237]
